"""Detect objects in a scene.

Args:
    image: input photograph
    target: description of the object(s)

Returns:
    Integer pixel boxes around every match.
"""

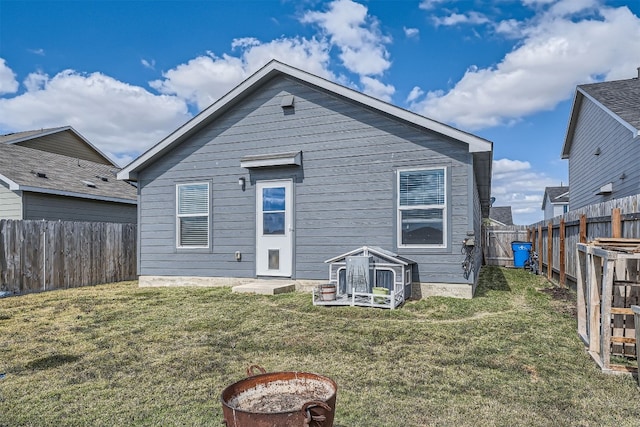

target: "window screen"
[398,168,446,246]
[177,183,209,247]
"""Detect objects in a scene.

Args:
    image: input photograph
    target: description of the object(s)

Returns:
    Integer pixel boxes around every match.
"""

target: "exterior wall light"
[238,177,246,191]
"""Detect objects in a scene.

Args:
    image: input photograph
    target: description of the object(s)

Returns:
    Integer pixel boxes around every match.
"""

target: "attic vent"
[280,94,295,109]
[31,171,47,179]
[82,180,97,188]
[95,175,109,182]
[596,182,613,195]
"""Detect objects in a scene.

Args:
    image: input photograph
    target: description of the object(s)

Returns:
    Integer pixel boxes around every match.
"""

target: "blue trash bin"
[511,241,532,268]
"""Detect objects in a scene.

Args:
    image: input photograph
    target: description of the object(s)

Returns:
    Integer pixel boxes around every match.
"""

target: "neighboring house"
[0,142,137,223]
[488,206,514,226]
[561,69,640,210]
[0,126,115,166]
[118,60,493,298]
[542,186,569,220]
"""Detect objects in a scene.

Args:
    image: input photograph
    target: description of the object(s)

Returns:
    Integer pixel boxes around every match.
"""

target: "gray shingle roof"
[544,186,569,204]
[489,206,513,226]
[0,127,67,144]
[578,77,640,130]
[0,143,136,203]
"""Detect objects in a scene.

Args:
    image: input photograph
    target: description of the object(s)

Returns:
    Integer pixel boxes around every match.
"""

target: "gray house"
[0,142,136,223]
[542,186,569,220]
[118,61,493,298]
[561,70,640,210]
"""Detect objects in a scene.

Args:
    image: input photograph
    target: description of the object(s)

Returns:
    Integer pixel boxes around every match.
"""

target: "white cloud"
[152,0,394,111]
[0,68,190,165]
[0,59,19,95]
[141,59,155,70]
[495,19,523,38]
[409,4,640,130]
[360,76,395,102]
[406,86,424,103]
[23,72,48,92]
[491,158,557,225]
[419,0,450,10]
[433,11,490,27]
[151,37,333,111]
[404,27,420,38]
[301,0,392,77]
[28,48,45,56]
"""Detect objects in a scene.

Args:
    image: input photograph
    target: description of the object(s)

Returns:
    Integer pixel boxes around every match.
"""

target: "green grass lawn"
[1,266,638,426]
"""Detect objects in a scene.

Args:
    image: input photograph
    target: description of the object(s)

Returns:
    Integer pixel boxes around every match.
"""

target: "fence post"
[559,218,566,288]
[538,224,543,273]
[547,221,553,281]
[612,208,621,238]
[580,214,587,244]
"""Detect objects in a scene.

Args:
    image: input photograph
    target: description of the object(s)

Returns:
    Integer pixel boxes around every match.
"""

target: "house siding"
[14,130,111,165]
[568,98,640,210]
[23,193,136,223]
[137,76,476,286]
[0,184,22,219]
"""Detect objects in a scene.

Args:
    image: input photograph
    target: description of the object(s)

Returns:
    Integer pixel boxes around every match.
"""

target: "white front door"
[256,180,293,277]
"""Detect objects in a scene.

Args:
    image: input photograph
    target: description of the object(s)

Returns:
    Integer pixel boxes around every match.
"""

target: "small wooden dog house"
[314,246,415,309]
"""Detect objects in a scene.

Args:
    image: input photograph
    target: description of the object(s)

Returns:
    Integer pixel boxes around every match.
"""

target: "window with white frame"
[398,168,446,247]
[176,182,209,248]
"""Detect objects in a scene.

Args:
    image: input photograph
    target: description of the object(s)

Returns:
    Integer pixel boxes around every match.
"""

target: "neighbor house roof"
[0,143,136,204]
[541,186,569,210]
[118,60,493,215]
[561,75,640,159]
[489,206,513,226]
[0,126,116,166]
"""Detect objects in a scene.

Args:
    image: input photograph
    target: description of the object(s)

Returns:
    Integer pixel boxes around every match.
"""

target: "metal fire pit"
[220,365,337,427]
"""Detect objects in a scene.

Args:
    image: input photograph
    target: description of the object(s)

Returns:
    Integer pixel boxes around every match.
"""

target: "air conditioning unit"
[346,255,373,294]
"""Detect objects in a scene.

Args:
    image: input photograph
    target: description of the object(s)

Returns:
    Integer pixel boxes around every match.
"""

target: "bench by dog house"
[314,246,415,309]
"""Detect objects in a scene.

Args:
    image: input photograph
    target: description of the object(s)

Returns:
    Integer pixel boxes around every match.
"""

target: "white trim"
[324,245,410,265]
[255,179,294,277]
[118,60,491,181]
[0,174,136,204]
[578,88,639,138]
[176,182,210,249]
[240,151,301,168]
[0,172,19,190]
[397,167,447,249]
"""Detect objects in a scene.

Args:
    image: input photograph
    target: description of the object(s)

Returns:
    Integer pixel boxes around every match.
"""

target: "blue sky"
[1,0,639,225]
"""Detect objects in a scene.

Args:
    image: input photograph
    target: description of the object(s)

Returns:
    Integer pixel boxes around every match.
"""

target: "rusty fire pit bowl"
[220,365,337,427]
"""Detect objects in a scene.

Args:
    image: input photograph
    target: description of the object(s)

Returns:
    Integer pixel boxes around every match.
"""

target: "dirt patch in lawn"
[539,286,577,318]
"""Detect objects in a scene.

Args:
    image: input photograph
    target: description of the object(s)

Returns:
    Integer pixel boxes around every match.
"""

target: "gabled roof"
[0,126,116,166]
[118,60,493,216]
[0,143,136,204]
[324,246,415,265]
[561,75,640,159]
[541,186,569,210]
[488,206,513,226]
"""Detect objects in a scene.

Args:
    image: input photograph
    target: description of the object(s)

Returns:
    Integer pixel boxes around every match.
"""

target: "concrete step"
[232,280,296,295]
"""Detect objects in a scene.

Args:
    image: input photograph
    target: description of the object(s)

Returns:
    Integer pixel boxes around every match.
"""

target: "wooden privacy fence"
[482,225,529,267]
[0,220,137,295]
[526,194,640,288]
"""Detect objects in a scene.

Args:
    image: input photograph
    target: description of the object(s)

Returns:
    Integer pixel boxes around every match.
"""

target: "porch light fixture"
[238,177,246,191]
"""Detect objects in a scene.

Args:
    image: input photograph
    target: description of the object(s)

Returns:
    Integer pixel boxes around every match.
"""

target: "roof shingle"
[579,77,640,131]
[0,143,136,203]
